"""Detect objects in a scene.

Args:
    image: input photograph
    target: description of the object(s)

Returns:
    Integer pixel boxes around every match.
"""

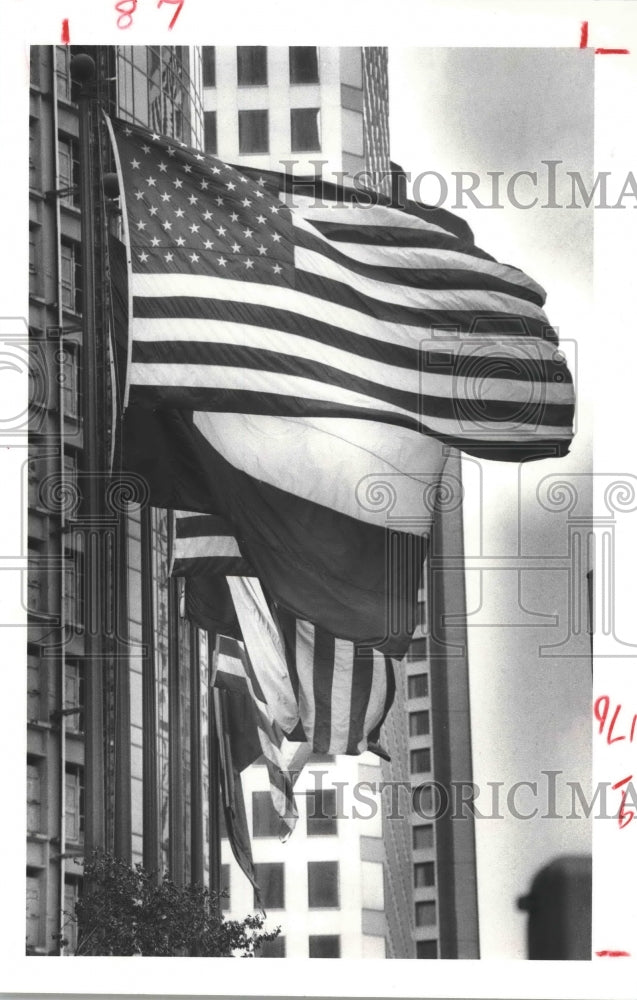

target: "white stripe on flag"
[329,637,355,756]
[227,576,300,736]
[174,535,242,560]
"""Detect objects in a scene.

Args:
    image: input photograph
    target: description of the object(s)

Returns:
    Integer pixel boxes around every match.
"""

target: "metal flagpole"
[207,635,221,900]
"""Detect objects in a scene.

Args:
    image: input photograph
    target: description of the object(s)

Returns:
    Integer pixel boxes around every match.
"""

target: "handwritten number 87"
[115,0,184,29]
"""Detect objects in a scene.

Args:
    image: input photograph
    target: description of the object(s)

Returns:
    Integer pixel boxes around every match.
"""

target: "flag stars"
[130,158,140,170]
[217,256,227,267]
[189,223,201,234]
[203,239,214,250]
[254,189,264,199]
[243,228,253,239]
[151,236,161,247]
[141,144,151,154]
[211,166,221,175]
[151,133,161,142]
[269,204,280,214]
[230,242,241,254]
[225,181,236,191]
[195,153,204,162]
[172,178,183,189]
[272,263,282,275]
[188,194,199,206]
[167,147,176,157]
[138,251,149,262]
[229,212,239,223]
[146,176,157,187]
[256,244,268,256]
[183,164,192,174]
[271,232,282,243]
[164,251,174,262]
[134,190,145,201]
[175,207,185,218]
[176,236,186,246]
[243,258,254,270]
[216,225,227,237]
[189,252,200,263]
[123,127,133,136]
[241,198,252,208]
[257,176,266,187]
[162,220,173,231]
[135,219,147,231]
[149,205,159,216]
[160,191,172,202]
[215,196,224,207]
[200,179,209,190]
[158,162,168,173]
[256,214,266,225]
[202,210,213,221]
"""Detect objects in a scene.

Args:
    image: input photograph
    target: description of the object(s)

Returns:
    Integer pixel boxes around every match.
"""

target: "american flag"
[108,115,574,459]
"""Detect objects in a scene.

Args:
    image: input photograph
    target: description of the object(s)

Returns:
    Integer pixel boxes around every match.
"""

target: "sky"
[388,47,594,959]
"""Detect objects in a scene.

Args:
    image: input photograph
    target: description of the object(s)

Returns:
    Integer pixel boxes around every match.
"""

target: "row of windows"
[203,46,320,89]
[203,107,321,156]
[257,934,341,959]
[223,858,340,911]
[252,789,337,838]
[29,231,83,314]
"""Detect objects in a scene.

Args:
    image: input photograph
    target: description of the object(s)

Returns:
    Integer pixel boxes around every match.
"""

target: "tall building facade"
[27,44,204,954]
[27,44,478,960]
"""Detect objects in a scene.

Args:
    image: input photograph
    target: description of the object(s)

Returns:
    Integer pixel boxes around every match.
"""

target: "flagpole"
[167,521,185,885]
[70,52,105,854]
[207,636,221,900]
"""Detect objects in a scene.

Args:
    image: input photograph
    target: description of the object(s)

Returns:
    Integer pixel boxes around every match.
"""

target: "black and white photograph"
[4,2,637,997]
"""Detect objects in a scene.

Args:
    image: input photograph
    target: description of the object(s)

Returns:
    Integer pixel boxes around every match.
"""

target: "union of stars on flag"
[111,119,293,283]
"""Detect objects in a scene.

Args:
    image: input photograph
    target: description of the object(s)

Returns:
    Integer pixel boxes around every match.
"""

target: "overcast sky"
[388,47,594,959]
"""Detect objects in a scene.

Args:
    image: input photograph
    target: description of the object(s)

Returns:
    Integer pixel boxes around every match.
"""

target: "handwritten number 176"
[115,0,184,30]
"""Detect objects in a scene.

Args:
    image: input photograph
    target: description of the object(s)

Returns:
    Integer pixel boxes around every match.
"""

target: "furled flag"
[213,632,301,837]
[109,115,575,653]
[170,512,397,758]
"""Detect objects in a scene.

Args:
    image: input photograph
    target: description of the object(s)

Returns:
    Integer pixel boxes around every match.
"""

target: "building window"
[63,879,79,953]
[408,673,429,699]
[29,119,40,190]
[308,860,339,908]
[410,747,432,774]
[259,935,286,957]
[203,111,217,155]
[27,761,42,833]
[202,46,216,87]
[61,346,80,419]
[412,824,434,850]
[64,660,85,734]
[289,47,319,84]
[409,636,428,659]
[27,659,40,722]
[253,862,285,910]
[309,934,340,958]
[306,788,337,836]
[416,939,438,959]
[30,50,41,89]
[63,546,83,627]
[409,711,430,737]
[65,765,85,843]
[58,136,80,208]
[238,110,269,154]
[237,46,267,86]
[26,874,41,950]
[29,228,40,297]
[414,861,436,888]
[60,241,83,314]
[252,790,280,837]
[56,46,71,101]
[290,108,321,152]
[415,901,437,927]
[220,863,230,910]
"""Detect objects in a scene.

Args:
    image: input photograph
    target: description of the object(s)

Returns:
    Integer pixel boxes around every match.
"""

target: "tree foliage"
[68,850,279,957]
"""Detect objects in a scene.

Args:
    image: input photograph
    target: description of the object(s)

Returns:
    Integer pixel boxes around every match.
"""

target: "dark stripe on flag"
[132,295,560,366]
[130,342,573,427]
[367,657,396,748]
[176,513,235,539]
[304,219,490,254]
[312,628,336,753]
[293,227,546,307]
[346,649,375,756]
